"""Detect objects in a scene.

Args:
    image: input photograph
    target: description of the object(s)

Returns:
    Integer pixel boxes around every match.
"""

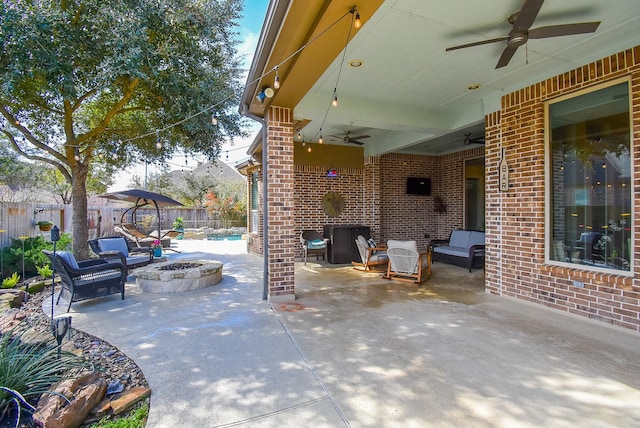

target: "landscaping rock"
[33,372,107,428]
[0,288,26,309]
[110,386,151,415]
[0,308,26,331]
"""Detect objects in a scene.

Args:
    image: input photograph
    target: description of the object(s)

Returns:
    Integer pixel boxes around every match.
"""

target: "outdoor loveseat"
[88,236,153,275]
[430,230,485,272]
[43,250,126,311]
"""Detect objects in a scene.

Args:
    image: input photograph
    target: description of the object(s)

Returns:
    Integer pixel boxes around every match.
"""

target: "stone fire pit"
[132,260,223,293]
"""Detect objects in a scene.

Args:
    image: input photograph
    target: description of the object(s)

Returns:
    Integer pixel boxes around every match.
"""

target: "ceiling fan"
[445,0,601,68]
[464,133,485,145]
[331,131,370,145]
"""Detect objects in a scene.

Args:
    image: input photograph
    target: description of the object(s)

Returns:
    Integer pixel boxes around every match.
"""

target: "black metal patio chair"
[43,250,126,312]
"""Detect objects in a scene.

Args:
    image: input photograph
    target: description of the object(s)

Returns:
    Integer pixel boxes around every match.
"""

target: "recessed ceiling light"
[349,59,364,68]
[467,83,481,90]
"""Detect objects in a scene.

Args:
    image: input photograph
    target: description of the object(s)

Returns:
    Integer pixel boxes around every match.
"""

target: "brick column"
[265,106,295,302]
[364,156,382,239]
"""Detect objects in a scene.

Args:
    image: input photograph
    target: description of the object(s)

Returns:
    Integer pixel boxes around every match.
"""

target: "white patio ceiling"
[290,0,640,156]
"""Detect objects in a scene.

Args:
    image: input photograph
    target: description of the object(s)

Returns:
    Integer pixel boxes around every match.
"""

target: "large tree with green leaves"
[0,0,247,258]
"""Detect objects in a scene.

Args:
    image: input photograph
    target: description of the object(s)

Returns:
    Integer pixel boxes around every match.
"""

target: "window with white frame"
[547,80,631,272]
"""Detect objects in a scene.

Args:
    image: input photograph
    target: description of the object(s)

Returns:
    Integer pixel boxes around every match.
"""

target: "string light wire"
[119,7,358,146]
[309,8,357,142]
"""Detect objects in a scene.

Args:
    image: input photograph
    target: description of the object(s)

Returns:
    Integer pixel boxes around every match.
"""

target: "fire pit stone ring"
[132,259,223,293]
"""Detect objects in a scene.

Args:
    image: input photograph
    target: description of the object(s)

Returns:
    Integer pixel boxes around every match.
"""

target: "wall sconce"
[256,87,275,104]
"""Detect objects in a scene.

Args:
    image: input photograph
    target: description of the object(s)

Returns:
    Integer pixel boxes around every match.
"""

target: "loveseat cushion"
[449,230,471,248]
[98,238,129,256]
[433,246,469,258]
[468,231,485,247]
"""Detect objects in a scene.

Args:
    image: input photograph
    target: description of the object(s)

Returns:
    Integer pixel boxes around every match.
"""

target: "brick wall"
[265,106,295,300]
[485,46,640,331]
[292,149,484,254]
[294,164,365,257]
[377,150,483,250]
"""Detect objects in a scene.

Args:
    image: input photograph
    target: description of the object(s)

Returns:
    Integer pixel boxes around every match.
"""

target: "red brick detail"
[265,106,295,298]
[486,47,640,331]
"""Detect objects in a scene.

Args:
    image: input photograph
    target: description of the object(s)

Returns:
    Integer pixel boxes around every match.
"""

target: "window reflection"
[548,81,631,272]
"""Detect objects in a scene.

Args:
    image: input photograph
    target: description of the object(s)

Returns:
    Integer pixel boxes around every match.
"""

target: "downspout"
[241,105,269,300]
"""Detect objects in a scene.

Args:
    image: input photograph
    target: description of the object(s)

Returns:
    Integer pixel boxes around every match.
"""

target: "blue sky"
[220,0,270,162]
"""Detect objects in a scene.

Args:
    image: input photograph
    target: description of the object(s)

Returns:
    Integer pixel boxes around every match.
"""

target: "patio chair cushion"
[57,251,79,270]
[98,237,130,255]
[92,237,152,270]
[307,239,326,249]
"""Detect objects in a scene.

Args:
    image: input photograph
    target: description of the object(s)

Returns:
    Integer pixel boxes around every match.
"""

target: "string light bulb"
[319,135,324,144]
[74,147,80,161]
[211,115,218,125]
[273,67,280,89]
[332,89,338,107]
[307,145,311,152]
[354,11,361,28]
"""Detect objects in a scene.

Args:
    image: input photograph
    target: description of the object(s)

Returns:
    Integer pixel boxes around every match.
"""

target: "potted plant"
[36,220,53,231]
[151,239,163,256]
[172,217,184,240]
[172,217,184,231]
[152,239,163,258]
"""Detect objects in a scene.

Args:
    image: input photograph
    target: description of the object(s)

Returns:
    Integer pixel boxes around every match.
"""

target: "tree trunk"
[71,164,90,260]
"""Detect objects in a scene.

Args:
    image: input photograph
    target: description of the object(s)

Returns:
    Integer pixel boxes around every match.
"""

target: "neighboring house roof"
[241,0,640,156]
[168,161,245,187]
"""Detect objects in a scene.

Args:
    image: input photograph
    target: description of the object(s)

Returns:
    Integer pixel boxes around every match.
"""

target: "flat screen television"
[406,177,431,196]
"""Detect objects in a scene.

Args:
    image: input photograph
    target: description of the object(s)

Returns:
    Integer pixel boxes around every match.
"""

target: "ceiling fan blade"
[446,36,508,52]
[349,135,370,140]
[496,45,519,68]
[512,0,544,31]
[529,22,600,39]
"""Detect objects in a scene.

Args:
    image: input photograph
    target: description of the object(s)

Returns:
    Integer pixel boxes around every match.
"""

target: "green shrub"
[0,233,72,279]
[1,272,20,289]
[90,403,149,428]
[0,325,87,425]
[36,264,53,279]
[172,217,184,230]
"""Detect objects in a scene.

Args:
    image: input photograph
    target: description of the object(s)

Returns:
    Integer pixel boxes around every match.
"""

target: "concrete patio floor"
[48,239,640,427]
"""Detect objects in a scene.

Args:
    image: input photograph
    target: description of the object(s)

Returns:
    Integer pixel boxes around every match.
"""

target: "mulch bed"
[0,282,149,427]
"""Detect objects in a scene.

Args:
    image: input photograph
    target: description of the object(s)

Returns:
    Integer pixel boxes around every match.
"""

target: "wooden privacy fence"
[0,202,242,248]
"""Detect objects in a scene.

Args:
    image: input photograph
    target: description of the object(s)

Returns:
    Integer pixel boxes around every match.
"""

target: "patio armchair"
[384,239,431,284]
[42,250,126,312]
[300,230,328,265]
[88,236,153,275]
[352,235,388,272]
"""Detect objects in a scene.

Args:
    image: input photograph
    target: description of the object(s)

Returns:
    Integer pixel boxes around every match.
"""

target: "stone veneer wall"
[485,46,640,331]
